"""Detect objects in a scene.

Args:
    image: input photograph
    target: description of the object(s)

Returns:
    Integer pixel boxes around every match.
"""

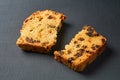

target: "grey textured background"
[0,0,120,80]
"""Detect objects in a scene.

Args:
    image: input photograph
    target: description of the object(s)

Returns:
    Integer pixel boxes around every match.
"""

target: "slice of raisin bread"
[16,10,66,53]
[54,25,107,72]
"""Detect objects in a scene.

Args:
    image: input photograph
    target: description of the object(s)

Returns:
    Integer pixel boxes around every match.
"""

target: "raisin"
[87,26,94,33]
[25,19,29,23]
[102,38,105,44]
[74,41,77,44]
[86,50,90,53]
[82,45,87,49]
[91,44,99,50]
[39,29,43,33]
[39,17,43,21]
[58,50,64,55]
[29,17,33,20]
[68,57,74,63]
[60,15,65,20]
[74,53,82,57]
[49,30,52,33]
[26,37,40,43]
[96,33,100,36]
[78,37,84,41]
[79,49,85,53]
[26,37,33,43]
[67,50,72,54]
[76,49,84,56]
[54,12,58,15]
[33,40,37,43]
[34,40,40,43]
[76,44,80,48]
[86,26,94,37]
[46,46,50,49]
[30,29,33,32]
[48,15,53,19]
[42,42,49,46]
[86,32,94,37]
[86,50,93,54]
[96,45,100,48]
[91,46,96,50]
[48,25,56,28]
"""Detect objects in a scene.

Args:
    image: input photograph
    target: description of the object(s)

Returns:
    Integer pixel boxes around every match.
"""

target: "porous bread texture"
[54,25,107,72]
[16,10,66,53]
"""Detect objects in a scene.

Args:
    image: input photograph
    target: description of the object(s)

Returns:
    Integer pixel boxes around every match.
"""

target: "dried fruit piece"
[68,57,74,63]
[26,37,40,43]
[58,50,64,55]
[78,37,85,41]
[48,15,53,19]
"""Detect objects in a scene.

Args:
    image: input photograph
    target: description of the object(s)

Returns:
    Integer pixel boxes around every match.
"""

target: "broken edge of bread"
[54,25,107,72]
[16,10,66,53]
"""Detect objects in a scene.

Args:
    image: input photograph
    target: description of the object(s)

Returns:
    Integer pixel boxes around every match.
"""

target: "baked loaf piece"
[16,10,66,53]
[54,25,107,72]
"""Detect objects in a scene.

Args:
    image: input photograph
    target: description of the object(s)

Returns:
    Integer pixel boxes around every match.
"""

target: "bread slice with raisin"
[16,10,66,53]
[54,25,107,72]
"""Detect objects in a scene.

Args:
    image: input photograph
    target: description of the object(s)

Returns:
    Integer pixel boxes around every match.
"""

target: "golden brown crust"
[16,10,66,53]
[54,25,107,72]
